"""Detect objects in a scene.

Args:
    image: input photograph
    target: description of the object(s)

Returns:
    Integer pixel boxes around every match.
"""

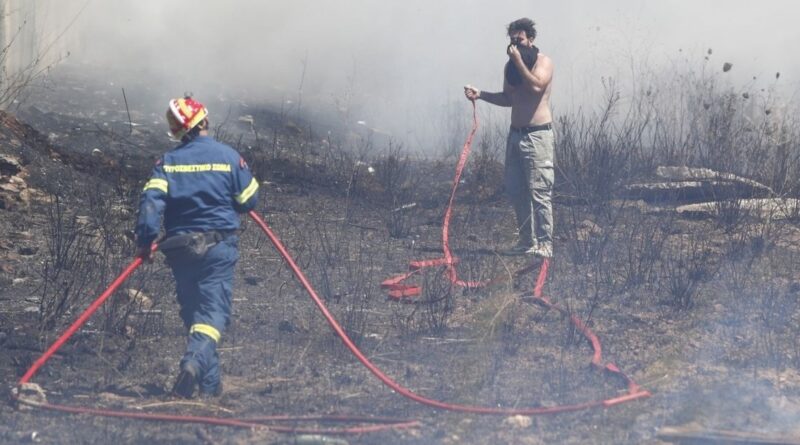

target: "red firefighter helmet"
[166,96,208,139]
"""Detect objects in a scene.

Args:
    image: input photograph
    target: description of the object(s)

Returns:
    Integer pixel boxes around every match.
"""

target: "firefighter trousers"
[167,235,238,394]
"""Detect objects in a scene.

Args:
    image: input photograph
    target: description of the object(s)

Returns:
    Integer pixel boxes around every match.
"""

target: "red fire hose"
[13,102,649,434]
[380,102,540,299]
[249,210,650,414]
[14,209,647,431]
[13,243,417,435]
[19,253,149,384]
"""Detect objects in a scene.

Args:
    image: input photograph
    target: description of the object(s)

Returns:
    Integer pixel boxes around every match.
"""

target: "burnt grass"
[1,66,800,444]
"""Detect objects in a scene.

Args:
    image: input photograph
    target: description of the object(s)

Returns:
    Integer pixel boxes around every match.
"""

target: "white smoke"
[6,0,800,148]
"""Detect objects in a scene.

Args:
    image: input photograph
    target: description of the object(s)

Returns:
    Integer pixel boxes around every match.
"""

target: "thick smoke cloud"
[31,1,800,147]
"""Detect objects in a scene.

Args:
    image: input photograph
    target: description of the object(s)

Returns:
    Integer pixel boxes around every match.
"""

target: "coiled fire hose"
[381,101,531,299]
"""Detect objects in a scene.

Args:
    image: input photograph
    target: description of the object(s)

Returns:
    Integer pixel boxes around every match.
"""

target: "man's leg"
[169,260,199,329]
[504,131,535,249]
[168,259,203,398]
[191,236,238,395]
[523,129,555,257]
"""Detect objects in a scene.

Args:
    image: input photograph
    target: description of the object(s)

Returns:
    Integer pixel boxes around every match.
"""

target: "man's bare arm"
[513,53,553,94]
[464,78,513,107]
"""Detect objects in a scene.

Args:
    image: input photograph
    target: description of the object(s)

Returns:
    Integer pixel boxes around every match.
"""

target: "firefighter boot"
[172,360,200,399]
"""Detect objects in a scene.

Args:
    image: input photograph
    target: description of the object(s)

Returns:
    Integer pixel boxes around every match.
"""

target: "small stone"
[576,219,603,240]
[0,154,22,175]
[0,183,20,193]
[18,189,31,206]
[504,415,533,429]
[125,288,154,309]
[9,175,25,185]
[722,62,733,72]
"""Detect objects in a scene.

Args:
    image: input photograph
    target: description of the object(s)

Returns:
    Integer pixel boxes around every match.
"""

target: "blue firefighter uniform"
[135,135,258,395]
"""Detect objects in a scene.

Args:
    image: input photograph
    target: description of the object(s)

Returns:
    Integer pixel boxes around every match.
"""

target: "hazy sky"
[31,1,800,145]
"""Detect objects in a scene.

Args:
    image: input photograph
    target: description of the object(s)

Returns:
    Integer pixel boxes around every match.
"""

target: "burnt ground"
[1,65,800,444]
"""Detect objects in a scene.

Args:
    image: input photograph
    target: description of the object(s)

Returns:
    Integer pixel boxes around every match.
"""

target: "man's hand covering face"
[505,45,539,86]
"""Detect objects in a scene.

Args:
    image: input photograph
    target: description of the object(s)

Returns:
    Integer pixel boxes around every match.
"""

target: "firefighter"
[134,96,259,398]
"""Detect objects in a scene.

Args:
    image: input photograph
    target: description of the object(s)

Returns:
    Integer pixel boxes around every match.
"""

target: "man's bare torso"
[507,55,552,128]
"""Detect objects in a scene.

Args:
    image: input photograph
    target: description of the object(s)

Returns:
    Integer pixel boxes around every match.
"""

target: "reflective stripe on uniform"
[143,178,168,193]
[189,323,221,342]
[235,178,259,204]
[163,163,232,173]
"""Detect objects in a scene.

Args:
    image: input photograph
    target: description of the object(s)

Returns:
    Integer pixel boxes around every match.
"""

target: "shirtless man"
[464,17,554,258]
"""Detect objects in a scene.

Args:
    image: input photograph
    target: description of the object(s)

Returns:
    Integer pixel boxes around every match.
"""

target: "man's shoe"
[172,362,199,399]
[533,243,553,259]
[503,243,536,256]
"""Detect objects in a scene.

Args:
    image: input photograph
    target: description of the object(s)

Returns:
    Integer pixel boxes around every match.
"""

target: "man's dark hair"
[507,18,537,40]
